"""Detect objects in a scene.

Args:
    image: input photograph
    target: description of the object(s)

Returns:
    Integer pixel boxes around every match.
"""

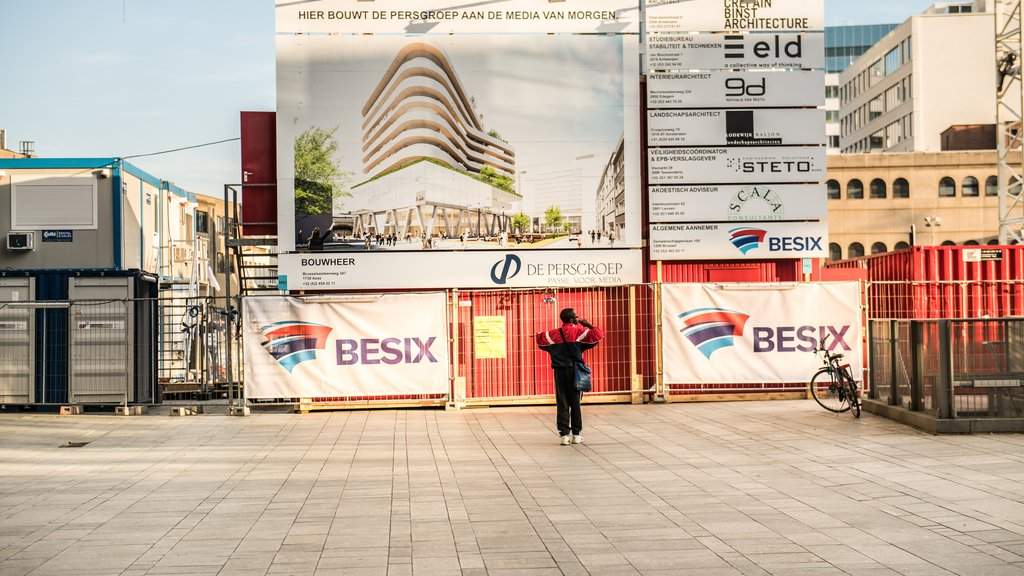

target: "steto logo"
[260,321,333,373]
[678,308,750,359]
[729,227,767,255]
[490,254,522,285]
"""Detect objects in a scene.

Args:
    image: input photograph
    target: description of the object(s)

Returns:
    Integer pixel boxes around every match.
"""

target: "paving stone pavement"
[2,400,1024,576]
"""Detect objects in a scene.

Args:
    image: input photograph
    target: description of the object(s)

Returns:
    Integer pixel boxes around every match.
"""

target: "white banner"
[243,293,450,399]
[648,109,825,147]
[650,184,826,223]
[650,222,828,260]
[276,0,640,34]
[648,32,824,71]
[279,249,644,290]
[648,146,825,185]
[648,71,825,109]
[661,283,862,385]
[646,0,824,33]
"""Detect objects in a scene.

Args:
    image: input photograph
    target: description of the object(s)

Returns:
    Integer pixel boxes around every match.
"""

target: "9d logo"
[725,77,766,97]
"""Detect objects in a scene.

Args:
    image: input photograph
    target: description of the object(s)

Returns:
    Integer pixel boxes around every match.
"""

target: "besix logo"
[678,308,750,359]
[491,254,522,285]
[728,228,823,255]
[260,321,333,373]
[677,309,854,360]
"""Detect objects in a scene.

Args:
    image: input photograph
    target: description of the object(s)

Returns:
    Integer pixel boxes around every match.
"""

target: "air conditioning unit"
[6,232,34,251]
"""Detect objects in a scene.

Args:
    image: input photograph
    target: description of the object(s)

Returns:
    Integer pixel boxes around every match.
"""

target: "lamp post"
[923,216,943,246]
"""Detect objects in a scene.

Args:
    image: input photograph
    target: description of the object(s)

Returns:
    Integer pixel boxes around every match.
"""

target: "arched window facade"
[870,179,887,199]
[848,242,865,258]
[829,243,843,261]
[985,176,998,197]
[827,179,841,200]
[893,178,910,198]
[871,242,888,254]
[988,239,1000,245]
[895,241,910,251]
[848,179,864,199]
[939,177,956,197]
[941,240,956,246]
[962,176,979,197]
[964,240,980,246]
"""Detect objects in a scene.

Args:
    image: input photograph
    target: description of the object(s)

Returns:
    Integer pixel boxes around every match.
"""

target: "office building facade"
[825,25,898,154]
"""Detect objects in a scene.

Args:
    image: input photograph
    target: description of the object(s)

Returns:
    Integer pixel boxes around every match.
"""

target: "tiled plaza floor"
[2,400,1024,576]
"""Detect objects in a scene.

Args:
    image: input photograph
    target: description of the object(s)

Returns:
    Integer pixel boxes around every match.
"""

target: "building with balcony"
[838,1,996,154]
[596,137,626,238]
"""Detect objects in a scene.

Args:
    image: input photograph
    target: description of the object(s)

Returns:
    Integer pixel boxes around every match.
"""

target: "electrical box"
[6,232,34,251]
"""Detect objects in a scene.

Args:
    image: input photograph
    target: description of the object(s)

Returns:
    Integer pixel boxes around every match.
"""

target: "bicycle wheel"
[847,380,861,419]
[810,368,851,413]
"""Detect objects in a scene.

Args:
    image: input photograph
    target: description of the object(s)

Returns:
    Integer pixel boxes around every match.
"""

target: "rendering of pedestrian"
[308,228,324,251]
[590,230,596,244]
[536,308,604,445]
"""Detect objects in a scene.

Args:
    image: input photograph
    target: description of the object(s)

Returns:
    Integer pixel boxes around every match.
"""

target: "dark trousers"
[554,367,582,436]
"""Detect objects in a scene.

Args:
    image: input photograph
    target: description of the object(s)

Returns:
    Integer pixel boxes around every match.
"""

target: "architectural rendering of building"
[596,137,625,238]
[826,150,1000,260]
[340,42,520,241]
[838,1,996,154]
[825,25,898,153]
[360,42,516,180]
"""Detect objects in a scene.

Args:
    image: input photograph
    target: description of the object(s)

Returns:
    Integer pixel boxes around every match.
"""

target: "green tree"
[477,166,516,194]
[294,127,350,216]
[511,212,531,234]
[544,206,564,232]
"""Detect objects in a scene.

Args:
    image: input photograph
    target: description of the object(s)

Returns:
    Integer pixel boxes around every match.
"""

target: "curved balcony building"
[362,42,516,179]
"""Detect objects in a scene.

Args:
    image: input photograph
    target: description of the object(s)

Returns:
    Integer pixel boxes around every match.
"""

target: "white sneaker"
[572,435,583,445]
[560,435,571,446]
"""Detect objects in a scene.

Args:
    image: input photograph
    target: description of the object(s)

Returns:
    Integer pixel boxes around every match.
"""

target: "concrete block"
[58,405,82,416]
[114,405,146,416]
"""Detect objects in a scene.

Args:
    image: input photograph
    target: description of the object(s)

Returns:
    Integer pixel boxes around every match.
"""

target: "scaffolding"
[997,0,1024,244]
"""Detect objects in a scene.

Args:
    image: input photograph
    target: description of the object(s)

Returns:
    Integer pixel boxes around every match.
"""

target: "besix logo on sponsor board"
[259,321,333,373]
[728,228,823,255]
[677,309,854,360]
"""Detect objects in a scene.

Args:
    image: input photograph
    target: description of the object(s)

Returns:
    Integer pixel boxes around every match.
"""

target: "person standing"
[536,308,604,445]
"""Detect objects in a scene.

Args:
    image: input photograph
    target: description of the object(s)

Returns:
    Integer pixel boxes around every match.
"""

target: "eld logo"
[260,322,333,373]
[336,337,439,366]
[491,254,522,285]
[729,228,767,255]
[678,308,750,359]
[724,34,806,61]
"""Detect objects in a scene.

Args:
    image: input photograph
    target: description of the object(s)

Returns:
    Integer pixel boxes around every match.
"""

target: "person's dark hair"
[559,308,577,324]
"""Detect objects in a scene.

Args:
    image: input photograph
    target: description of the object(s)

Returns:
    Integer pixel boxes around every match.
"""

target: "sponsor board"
[276,0,640,34]
[647,70,825,109]
[278,250,644,290]
[647,32,824,72]
[243,293,449,398]
[650,222,828,260]
[649,184,826,223]
[661,282,862,385]
[963,249,1003,263]
[41,230,73,243]
[646,0,825,33]
[648,109,825,147]
[648,146,825,185]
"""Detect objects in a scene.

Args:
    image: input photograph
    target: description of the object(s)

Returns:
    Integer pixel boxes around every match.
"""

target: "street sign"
[647,32,824,71]
[647,70,825,109]
[648,146,826,185]
[648,109,825,147]
[649,184,826,223]
[650,221,828,260]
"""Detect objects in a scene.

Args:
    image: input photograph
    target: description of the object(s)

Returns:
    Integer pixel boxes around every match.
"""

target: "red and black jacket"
[536,323,604,368]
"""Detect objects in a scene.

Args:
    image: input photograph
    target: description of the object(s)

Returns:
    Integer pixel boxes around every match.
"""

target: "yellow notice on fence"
[473,316,507,360]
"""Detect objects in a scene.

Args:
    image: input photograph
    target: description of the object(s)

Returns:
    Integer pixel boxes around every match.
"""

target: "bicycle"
[809,339,861,418]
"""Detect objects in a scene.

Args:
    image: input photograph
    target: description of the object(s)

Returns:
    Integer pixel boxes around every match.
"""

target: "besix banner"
[243,293,450,398]
[661,283,862,384]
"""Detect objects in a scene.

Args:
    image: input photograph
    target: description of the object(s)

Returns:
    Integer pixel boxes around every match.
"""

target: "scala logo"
[490,254,522,285]
[260,321,333,373]
[729,227,767,255]
[728,187,784,220]
[678,308,751,359]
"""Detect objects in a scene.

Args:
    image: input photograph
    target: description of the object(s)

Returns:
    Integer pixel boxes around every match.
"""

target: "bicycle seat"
[830,353,845,361]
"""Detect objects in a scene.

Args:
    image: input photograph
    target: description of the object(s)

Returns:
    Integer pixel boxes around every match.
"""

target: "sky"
[0,0,937,197]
